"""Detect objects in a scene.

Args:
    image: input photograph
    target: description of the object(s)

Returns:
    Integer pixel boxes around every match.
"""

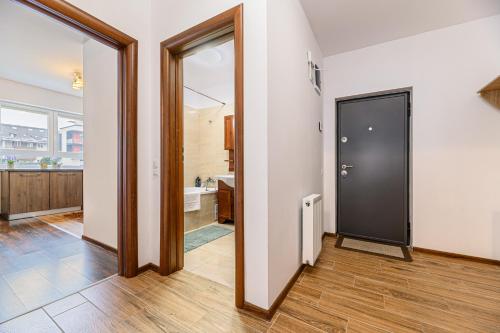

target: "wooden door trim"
[160,5,245,308]
[15,0,139,277]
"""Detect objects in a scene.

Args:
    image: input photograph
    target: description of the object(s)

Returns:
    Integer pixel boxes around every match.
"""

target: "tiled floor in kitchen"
[0,216,116,323]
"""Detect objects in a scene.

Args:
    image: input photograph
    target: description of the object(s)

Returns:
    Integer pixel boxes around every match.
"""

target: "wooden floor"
[0,217,117,323]
[1,235,499,332]
[37,211,84,238]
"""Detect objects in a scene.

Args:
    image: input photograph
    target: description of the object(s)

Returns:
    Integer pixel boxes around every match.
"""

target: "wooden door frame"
[15,0,139,277]
[159,5,245,307]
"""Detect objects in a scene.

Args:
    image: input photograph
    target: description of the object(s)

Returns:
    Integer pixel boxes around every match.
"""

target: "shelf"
[478,76,500,108]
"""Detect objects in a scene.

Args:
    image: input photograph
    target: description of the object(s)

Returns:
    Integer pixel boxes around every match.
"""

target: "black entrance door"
[337,92,410,245]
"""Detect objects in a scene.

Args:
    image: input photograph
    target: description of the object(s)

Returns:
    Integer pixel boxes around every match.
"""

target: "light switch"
[152,159,159,176]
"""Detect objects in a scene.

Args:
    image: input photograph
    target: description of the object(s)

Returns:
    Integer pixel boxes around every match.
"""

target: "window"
[0,107,49,152]
[0,102,84,165]
[57,116,84,154]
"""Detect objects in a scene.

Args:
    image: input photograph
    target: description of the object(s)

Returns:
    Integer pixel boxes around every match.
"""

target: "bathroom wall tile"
[198,105,234,181]
[184,106,200,186]
[183,104,235,186]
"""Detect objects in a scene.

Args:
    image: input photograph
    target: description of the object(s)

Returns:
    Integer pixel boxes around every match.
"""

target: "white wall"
[323,15,500,260]
[66,0,153,265]
[267,0,323,306]
[150,0,270,308]
[0,77,82,114]
[82,39,118,248]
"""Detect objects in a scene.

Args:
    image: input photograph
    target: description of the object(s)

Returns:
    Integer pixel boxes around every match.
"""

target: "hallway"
[2,235,499,332]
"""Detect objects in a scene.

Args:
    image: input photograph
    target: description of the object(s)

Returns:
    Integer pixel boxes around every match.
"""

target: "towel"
[184,192,201,212]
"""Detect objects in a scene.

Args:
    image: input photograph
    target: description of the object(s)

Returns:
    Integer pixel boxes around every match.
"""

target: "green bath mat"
[184,225,233,253]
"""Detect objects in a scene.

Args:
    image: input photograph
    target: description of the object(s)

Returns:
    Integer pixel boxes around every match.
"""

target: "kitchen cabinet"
[50,172,83,209]
[6,172,50,214]
[1,169,83,219]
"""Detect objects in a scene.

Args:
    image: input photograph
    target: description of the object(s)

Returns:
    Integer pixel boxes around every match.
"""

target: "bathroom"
[183,103,235,232]
[182,39,235,288]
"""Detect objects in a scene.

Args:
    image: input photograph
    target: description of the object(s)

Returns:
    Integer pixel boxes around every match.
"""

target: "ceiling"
[0,0,86,97]
[300,0,500,56]
[183,40,234,109]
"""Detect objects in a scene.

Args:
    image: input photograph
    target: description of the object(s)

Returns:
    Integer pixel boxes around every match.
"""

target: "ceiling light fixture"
[72,72,84,90]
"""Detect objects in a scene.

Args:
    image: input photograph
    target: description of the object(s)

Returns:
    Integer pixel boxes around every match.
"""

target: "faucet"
[205,177,215,191]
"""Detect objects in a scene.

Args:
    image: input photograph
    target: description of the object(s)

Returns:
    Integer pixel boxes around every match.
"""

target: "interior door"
[337,92,409,245]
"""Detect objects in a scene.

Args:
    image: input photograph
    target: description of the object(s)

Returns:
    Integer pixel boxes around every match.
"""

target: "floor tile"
[4,268,64,309]
[43,294,87,317]
[0,277,27,324]
[0,309,61,333]
[184,232,234,288]
[0,216,117,322]
[36,262,92,294]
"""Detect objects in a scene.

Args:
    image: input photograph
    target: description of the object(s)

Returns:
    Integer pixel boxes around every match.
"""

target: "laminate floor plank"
[280,297,348,332]
[318,292,423,333]
[383,296,493,333]
[143,270,270,332]
[52,301,122,333]
[346,320,391,333]
[2,235,499,333]
[269,313,325,333]
[38,212,83,238]
[287,283,323,306]
[300,275,385,309]
[353,276,450,311]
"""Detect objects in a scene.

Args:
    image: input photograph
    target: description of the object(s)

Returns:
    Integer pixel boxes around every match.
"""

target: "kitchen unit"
[1,169,83,220]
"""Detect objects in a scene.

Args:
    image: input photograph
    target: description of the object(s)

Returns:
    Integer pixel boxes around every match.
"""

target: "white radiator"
[302,194,323,266]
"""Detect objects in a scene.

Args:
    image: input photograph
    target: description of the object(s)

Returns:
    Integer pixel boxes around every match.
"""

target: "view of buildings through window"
[0,107,48,151]
[58,116,83,153]
[0,103,84,165]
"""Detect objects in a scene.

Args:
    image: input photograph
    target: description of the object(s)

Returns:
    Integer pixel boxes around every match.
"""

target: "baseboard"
[138,263,160,274]
[413,247,500,266]
[243,264,305,320]
[81,235,117,254]
[322,232,336,240]
[242,302,269,320]
[6,206,82,221]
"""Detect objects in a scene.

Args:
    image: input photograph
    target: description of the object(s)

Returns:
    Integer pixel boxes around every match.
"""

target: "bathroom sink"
[216,174,234,188]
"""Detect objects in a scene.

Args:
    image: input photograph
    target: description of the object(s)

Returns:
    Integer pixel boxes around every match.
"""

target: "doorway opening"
[182,39,236,287]
[159,5,244,307]
[0,0,138,323]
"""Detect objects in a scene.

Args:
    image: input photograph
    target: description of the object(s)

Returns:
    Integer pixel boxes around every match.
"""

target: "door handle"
[341,164,353,170]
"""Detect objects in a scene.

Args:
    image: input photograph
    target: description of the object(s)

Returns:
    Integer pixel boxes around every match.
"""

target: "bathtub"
[184,187,217,195]
[184,187,218,232]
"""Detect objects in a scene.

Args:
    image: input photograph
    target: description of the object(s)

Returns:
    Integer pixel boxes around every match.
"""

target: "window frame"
[55,113,84,158]
[0,100,83,161]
